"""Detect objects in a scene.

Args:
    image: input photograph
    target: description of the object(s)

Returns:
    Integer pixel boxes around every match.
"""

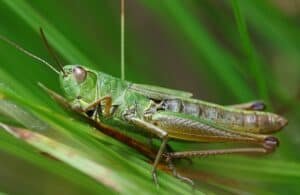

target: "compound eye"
[73,66,87,84]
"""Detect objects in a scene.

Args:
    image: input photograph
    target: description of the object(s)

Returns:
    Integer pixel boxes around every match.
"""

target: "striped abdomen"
[160,99,287,134]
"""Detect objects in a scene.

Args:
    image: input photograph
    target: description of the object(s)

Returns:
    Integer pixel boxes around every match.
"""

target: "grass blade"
[0,123,123,192]
[230,0,269,101]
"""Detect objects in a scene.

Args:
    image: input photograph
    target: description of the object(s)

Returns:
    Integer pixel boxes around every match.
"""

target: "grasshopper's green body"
[60,65,287,184]
[61,65,286,142]
[0,32,288,185]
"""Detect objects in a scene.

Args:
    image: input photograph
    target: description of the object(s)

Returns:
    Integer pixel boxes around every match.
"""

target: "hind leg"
[228,100,266,111]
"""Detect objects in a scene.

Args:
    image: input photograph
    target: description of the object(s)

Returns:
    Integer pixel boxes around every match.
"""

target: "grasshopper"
[0,29,288,185]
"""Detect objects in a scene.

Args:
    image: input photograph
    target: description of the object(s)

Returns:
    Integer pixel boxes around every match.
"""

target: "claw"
[166,155,195,187]
[152,170,159,187]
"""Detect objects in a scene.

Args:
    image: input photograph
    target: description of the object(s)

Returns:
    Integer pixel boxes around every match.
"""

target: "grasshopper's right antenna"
[0,34,60,75]
[39,28,66,75]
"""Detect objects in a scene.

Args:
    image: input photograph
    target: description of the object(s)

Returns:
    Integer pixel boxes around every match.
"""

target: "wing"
[129,83,193,100]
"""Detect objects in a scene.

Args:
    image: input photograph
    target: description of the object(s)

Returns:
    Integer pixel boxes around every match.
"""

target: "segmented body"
[86,71,286,143]
[159,99,285,134]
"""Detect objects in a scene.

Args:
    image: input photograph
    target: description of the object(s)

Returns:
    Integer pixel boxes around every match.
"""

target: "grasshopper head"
[59,65,97,102]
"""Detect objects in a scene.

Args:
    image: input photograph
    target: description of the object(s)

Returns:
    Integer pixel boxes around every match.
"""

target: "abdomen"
[160,99,287,134]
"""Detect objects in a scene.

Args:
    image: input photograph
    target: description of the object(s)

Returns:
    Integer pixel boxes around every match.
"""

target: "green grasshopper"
[0,30,288,185]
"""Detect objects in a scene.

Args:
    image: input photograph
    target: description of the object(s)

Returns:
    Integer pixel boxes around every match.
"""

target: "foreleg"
[82,96,112,117]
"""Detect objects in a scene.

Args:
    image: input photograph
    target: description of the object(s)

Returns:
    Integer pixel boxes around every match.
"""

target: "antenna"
[121,0,125,80]
[39,28,65,75]
[0,34,59,74]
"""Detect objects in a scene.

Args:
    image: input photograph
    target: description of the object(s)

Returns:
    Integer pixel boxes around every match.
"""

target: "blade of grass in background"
[141,0,255,101]
[230,0,269,102]
[238,1,300,93]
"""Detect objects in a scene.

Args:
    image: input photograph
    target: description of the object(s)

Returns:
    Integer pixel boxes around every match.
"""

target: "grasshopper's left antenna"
[0,33,60,75]
[121,0,125,80]
[39,28,66,75]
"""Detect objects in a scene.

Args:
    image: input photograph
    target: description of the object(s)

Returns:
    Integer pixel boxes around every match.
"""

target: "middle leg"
[124,115,169,185]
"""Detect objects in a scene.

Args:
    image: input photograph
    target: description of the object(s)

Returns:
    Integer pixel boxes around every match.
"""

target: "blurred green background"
[0,0,299,194]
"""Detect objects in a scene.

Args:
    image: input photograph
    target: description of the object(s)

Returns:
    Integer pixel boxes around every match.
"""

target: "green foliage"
[0,0,299,194]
